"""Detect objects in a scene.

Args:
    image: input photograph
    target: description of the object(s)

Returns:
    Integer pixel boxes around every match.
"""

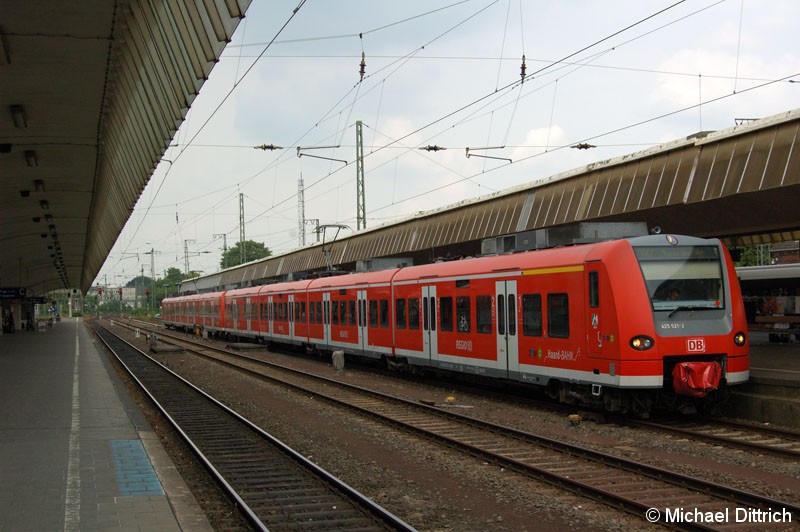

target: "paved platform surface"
[749,332,800,384]
[0,318,211,532]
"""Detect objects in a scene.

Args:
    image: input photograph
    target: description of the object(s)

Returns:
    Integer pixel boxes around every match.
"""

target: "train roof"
[308,269,400,290]
[392,241,619,282]
[257,279,314,294]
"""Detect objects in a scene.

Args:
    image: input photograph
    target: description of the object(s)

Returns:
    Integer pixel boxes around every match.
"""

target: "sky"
[95,0,800,286]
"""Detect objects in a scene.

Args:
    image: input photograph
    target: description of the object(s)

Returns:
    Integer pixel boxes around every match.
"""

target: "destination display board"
[0,287,26,299]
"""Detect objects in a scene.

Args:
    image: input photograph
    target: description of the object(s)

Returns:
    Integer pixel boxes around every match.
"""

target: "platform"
[0,318,211,532]
[728,332,800,428]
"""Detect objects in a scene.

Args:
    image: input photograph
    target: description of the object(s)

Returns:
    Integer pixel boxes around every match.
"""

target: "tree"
[221,240,272,269]
[154,267,187,304]
[733,244,772,267]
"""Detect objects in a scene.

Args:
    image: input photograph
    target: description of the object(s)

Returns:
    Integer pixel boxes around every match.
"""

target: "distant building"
[771,241,800,264]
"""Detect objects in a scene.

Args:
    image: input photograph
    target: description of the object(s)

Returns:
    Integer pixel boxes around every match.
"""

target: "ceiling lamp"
[10,105,27,128]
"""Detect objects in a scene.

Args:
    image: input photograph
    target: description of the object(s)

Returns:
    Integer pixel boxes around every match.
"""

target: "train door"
[422,285,438,360]
[586,263,606,358]
[288,294,296,340]
[245,297,252,333]
[495,280,519,375]
[322,292,331,347]
[357,290,368,353]
[267,295,274,338]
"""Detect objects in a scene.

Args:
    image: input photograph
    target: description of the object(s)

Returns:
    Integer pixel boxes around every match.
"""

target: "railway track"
[628,417,800,460]
[131,317,800,462]
[116,319,800,530]
[91,321,414,532]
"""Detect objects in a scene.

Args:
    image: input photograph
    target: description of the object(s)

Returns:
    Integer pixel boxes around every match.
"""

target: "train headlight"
[630,335,654,350]
[734,331,747,346]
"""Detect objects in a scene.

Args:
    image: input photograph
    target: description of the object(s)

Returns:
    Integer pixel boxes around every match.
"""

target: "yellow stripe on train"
[522,265,585,276]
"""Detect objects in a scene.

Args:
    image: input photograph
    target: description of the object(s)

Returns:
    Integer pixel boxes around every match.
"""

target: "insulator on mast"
[520,54,527,83]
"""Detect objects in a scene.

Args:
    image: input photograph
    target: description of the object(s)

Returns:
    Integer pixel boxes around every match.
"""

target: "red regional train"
[161,234,750,415]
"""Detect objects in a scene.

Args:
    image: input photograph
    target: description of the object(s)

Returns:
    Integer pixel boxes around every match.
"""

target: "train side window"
[396,299,407,329]
[332,300,339,324]
[358,300,365,327]
[339,301,347,325]
[348,300,356,326]
[477,295,492,334]
[309,302,315,323]
[369,300,378,327]
[380,299,389,328]
[317,301,323,324]
[430,297,436,331]
[522,294,542,337]
[408,298,420,329]
[440,296,453,331]
[589,271,599,308]
[548,293,570,338]
[508,294,516,336]
[300,301,307,322]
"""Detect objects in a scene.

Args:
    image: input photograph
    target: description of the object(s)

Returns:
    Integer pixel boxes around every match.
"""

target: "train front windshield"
[634,245,725,312]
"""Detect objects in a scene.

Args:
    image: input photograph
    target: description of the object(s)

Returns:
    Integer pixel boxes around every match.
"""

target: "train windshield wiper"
[668,305,714,318]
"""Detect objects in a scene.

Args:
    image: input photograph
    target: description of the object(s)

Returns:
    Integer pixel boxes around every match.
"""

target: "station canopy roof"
[0,0,251,296]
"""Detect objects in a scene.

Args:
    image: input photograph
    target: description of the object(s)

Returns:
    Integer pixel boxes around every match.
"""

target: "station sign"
[29,297,48,304]
[0,287,26,299]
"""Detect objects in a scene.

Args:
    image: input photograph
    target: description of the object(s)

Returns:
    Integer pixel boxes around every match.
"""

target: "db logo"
[687,338,706,352]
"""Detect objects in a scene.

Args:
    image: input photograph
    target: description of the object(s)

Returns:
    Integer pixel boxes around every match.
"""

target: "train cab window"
[476,295,492,334]
[369,300,378,327]
[396,299,407,329]
[589,271,599,308]
[522,294,542,337]
[548,293,570,338]
[348,300,356,326]
[440,297,453,331]
[380,299,389,328]
[408,298,420,329]
[332,300,339,324]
